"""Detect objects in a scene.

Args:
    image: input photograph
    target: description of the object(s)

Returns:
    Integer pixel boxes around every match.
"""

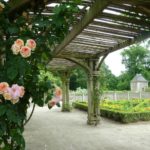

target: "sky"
[105,49,125,76]
[105,40,150,77]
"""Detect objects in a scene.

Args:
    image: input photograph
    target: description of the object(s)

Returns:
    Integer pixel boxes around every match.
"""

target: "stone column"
[61,71,71,112]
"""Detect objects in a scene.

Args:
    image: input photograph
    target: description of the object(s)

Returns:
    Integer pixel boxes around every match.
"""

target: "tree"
[118,44,150,90]
[100,63,118,90]
[122,45,150,76]
[70,67,87,90]
[69,63,118,91]
[117,73,131,90]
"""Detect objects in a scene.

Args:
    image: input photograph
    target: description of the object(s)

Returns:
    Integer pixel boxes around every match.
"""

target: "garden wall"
[69,91,150,101]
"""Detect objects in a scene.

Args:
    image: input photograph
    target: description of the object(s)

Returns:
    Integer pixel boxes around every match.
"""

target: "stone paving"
[24,106,150,150]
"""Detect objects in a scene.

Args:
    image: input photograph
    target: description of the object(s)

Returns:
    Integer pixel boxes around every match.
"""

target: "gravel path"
[24,106,150,150]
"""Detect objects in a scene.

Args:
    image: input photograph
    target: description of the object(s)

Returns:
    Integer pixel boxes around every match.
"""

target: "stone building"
[130,74,148,92]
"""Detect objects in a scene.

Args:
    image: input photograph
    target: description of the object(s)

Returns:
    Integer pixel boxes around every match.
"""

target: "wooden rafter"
[87,26,138,37]
[97,31,150,57]
[53,0,109,55]
[101,13,150,28]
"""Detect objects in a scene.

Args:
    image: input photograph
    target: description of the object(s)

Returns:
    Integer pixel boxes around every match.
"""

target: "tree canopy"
[117,44,150,90]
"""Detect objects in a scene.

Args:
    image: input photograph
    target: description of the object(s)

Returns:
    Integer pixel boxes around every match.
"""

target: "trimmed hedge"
[73,102,88,111]
[73,101,150,123]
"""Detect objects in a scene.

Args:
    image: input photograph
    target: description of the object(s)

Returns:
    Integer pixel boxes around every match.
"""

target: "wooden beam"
[98,31,150,57]
[8,0,31,13]
[76,34,119,42]
[92,20,143,33]
[110,0,150,5]
[138,6,150,16]
[87,25,138,37]
[83,29,134,39]
[81,31,130,41]
[53,0,109,55]
[69,42,111,48]
[96,53,109,70]
[72,40,114,48]
[101,13,150,28]
[73,38,116,46]
[61,57,91,73]
[59,53,93,59]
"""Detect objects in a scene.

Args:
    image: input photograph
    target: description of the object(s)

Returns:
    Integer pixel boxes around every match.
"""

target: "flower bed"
[73,99,150,123]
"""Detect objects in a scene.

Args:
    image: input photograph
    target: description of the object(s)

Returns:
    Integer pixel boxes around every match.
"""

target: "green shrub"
[73,101,88,111]
[74,101,150,123]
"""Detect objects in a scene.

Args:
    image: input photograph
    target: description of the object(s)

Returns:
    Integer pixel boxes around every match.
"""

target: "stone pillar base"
[87,114,100,125]
[62,104,71,112]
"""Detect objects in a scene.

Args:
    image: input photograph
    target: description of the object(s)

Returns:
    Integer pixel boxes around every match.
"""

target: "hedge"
[73,101,150,123]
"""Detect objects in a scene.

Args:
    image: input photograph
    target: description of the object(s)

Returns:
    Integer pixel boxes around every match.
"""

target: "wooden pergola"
[7,0,150,125]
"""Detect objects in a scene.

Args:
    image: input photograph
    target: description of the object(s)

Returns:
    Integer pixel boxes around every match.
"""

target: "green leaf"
[0,105,7,116]
[7,66,18,81]
[11,129,25,149]
[7,26,19,34]
[0,120,7,136]
[6,108,19,123]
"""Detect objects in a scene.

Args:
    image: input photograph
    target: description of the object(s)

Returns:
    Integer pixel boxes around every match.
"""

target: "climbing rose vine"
[0,0,80,149]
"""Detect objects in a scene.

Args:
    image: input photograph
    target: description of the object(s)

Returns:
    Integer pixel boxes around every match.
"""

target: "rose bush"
[0,0,80,149]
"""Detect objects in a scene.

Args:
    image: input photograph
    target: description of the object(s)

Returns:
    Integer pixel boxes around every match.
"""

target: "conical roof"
[131,74,148,82]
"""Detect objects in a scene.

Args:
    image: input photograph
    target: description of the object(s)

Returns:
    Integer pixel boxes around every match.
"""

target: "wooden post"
[87,60,100,125]
[114,92,117,100]
[139,91,142,100]
[93,71,100,125]
[87,73,95,125]
[61,71,71,112]
[81,93,84,101]
[128,91,130,100]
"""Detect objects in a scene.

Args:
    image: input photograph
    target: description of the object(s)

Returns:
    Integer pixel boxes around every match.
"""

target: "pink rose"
[2,84,25,104]
[14,39,24,48]
[3,92,12,100]
[19,86,25,98]
[11,44,21,55]
[0,82,9,94]
[26,39,36,50]
[11,84,25,99]
[20,46,31,58]
[6,86,20,100]
[11,99,19,104]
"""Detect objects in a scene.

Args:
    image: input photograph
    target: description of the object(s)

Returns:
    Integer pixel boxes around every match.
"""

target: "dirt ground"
[24,106,150,150]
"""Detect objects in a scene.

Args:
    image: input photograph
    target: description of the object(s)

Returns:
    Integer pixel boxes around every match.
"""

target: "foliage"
[73,99,150,123]
[117,44,150,90]
[69,63,118,91]
[122,45,150,74]
[70,67,87,90]
[39,70,62,87]
[0,0,79,149]
[101,109,150,123]
[116,73,131,90]
[100,63,118,90]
